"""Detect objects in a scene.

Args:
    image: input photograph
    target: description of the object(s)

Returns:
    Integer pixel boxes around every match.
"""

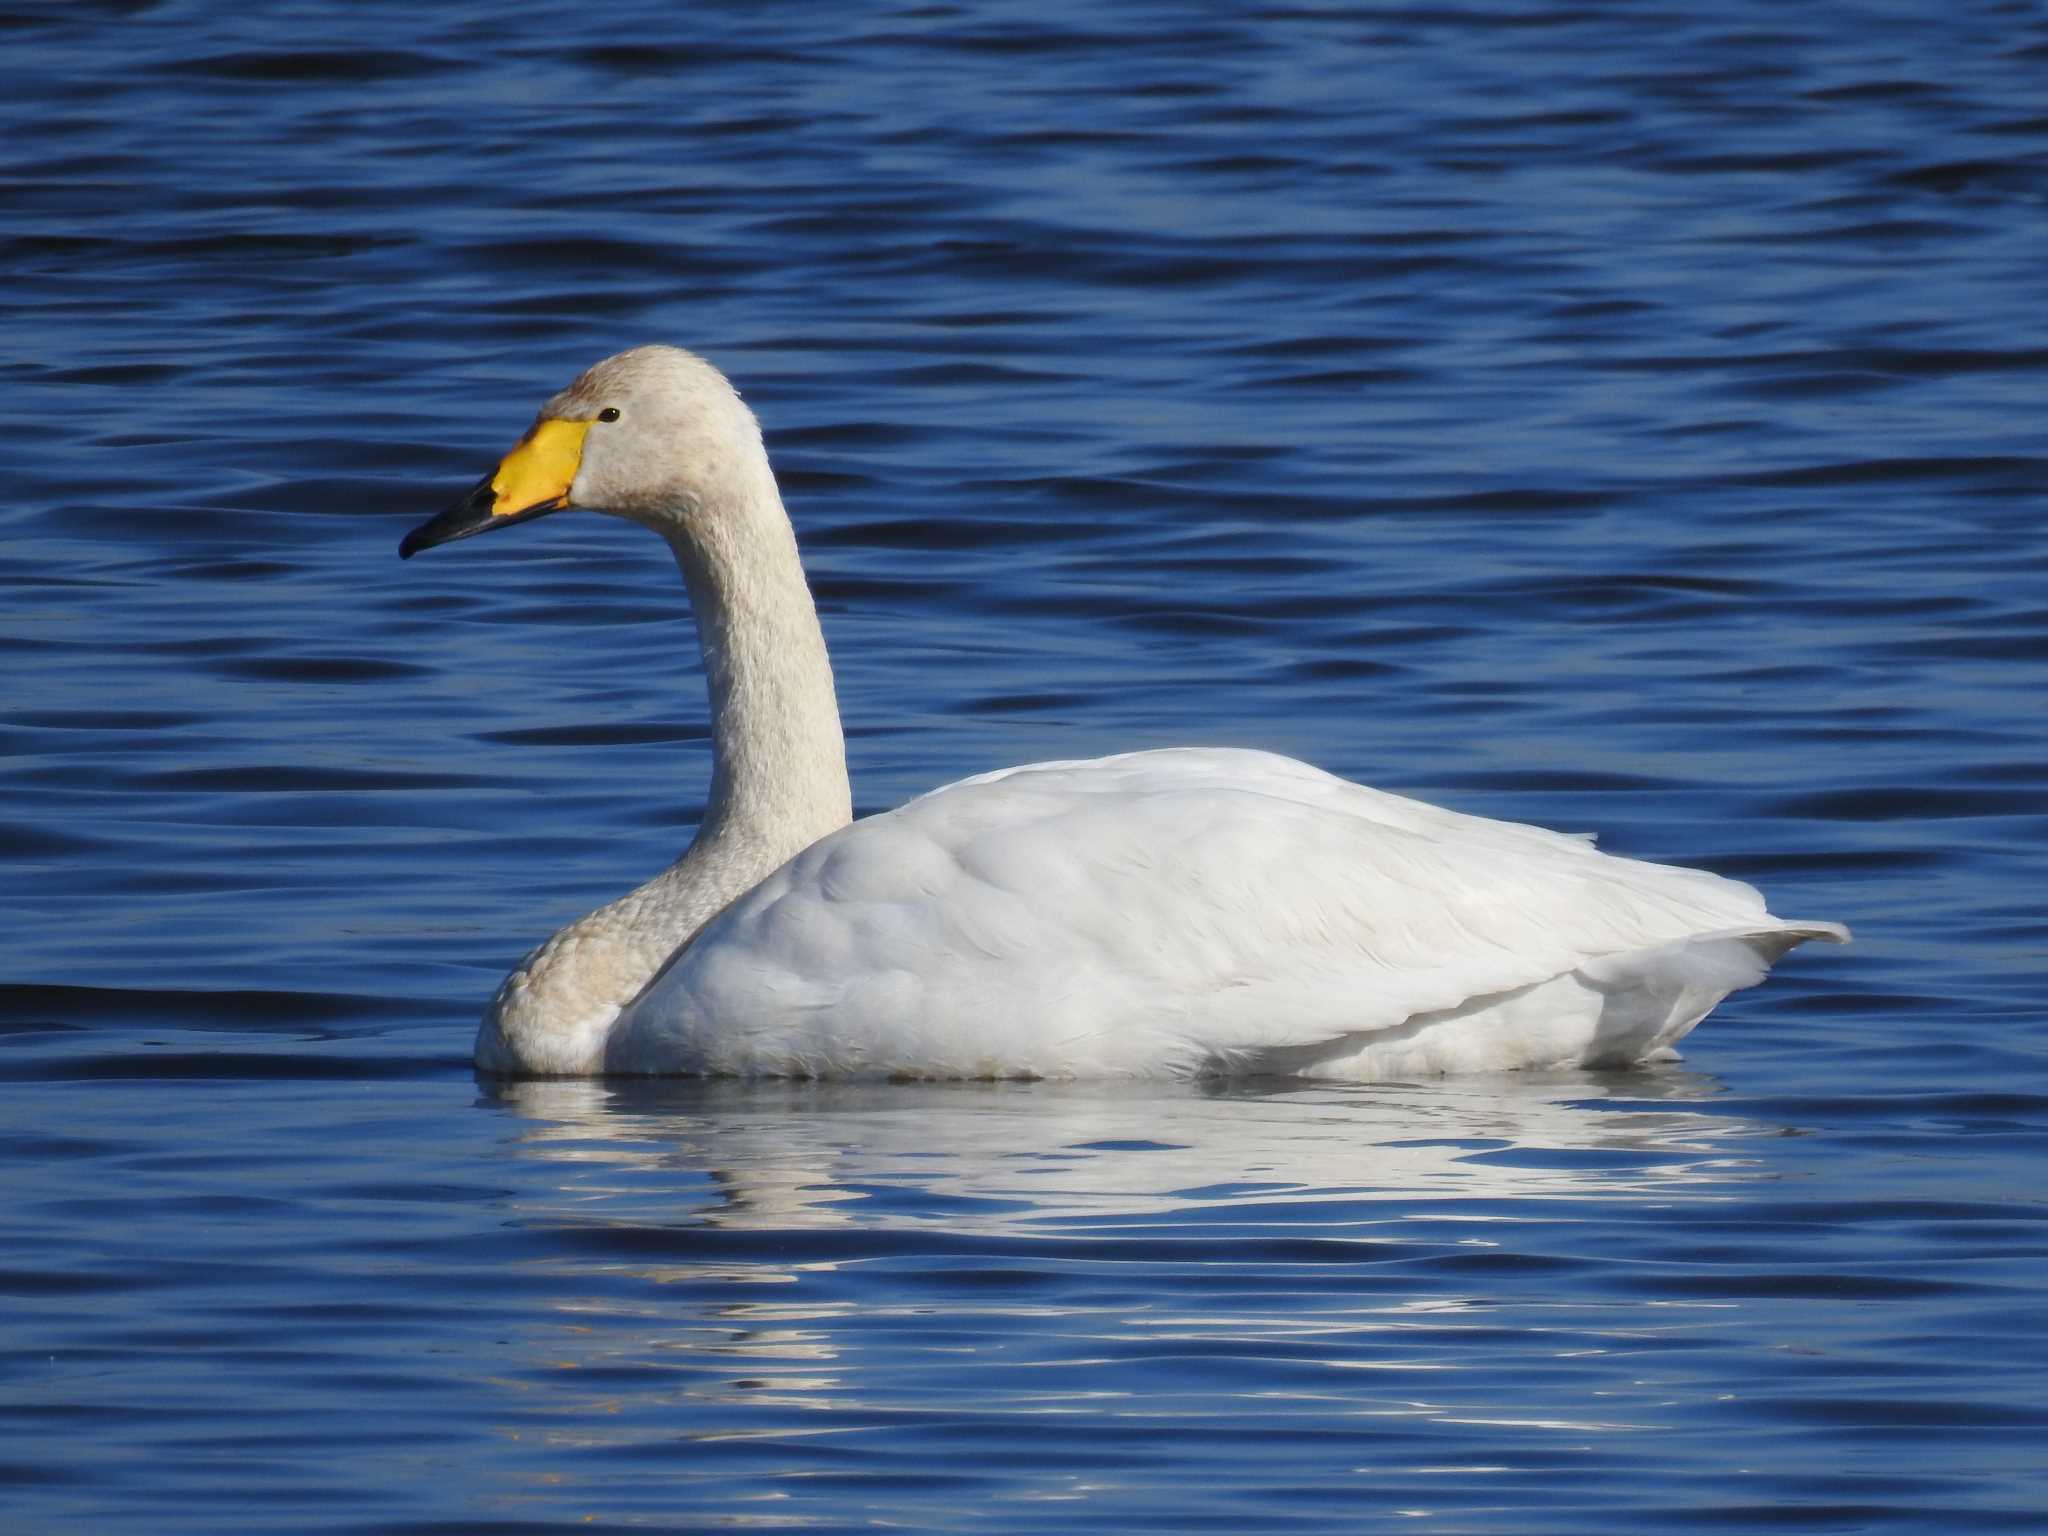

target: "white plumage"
[620,748,1837,1078]
[400,345,1845,1080]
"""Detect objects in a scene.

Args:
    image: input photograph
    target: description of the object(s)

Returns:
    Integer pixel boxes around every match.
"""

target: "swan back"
[610,748,1841,1078]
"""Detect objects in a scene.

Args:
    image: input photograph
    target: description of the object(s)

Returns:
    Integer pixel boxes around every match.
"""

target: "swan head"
[399,345,766,558]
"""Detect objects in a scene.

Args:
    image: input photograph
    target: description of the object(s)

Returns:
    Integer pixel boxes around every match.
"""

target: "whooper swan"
[400,345,1845,1078]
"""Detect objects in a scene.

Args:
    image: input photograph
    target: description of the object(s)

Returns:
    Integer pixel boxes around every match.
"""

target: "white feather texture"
[616,748,1841,1078]
[410,346,1846,1080]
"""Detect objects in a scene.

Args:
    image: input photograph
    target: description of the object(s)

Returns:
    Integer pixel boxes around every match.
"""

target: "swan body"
[401,345,1846,1079]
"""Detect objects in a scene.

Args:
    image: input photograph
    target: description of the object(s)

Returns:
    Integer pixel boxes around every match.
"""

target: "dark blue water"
[6,2,2046,1530]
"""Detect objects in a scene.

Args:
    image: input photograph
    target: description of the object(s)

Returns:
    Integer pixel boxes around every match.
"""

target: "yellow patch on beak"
[490,417,594,518]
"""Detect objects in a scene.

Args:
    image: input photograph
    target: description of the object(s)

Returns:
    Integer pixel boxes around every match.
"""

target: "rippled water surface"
[6,2,2047,1530]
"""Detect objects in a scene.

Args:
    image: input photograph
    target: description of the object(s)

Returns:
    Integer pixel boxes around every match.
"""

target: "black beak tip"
[398,518,450,560]
[399,475,500,561]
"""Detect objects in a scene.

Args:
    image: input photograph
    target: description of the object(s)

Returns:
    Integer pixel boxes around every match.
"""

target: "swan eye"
[598,407,621,423]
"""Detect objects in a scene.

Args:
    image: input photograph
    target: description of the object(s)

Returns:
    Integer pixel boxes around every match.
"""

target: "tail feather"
[1574,919,1849,1065]
[1736,920,1852,964]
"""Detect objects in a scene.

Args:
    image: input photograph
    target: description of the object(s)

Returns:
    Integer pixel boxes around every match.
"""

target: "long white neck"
[668,461,852,855]
[476,442,852,1074]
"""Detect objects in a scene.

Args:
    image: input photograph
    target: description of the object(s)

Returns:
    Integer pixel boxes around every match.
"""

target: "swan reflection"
[482,1071,1767,1234]
[471,1075,1780,1462]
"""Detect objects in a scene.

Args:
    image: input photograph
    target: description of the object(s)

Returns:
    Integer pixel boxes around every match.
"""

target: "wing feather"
[617,748,1814,1076]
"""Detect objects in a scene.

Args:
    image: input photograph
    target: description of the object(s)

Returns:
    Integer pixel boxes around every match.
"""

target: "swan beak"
[399,417,594,558]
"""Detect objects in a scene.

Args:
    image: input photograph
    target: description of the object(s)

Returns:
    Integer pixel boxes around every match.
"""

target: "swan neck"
[474,397,855,1077]
[664,467,851,854]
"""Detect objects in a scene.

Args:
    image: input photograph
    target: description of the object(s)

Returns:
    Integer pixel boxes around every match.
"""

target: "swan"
[400,345,1846,1079]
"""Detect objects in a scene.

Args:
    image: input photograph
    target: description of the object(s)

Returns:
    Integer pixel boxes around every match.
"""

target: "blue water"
[6,2,2047,1530]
